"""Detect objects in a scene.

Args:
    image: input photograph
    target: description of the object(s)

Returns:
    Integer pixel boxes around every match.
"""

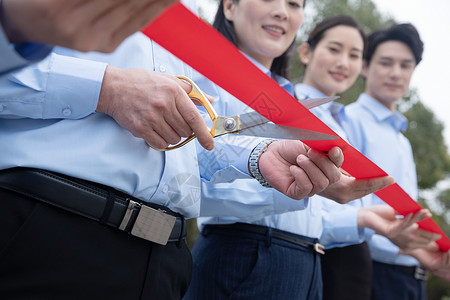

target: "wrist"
[97,65,117,114]
[248,139,275,188]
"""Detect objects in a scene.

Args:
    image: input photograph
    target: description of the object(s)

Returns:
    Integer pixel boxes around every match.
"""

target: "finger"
[327,146,344,168]
[415,229,441,241]
[354,175,395,196]
[143,128,171,150]
[410,209,432,224]
[289,165,313,200]
[151,120,182,146]
[176,95,214,151]
[306,148,341,185]
[296,154,330,196]
[369,205,396,220]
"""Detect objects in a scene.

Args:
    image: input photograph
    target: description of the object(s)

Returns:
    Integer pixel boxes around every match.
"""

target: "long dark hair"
[212,0,303,79]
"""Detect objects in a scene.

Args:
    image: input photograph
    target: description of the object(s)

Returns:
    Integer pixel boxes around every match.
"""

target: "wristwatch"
[248,139,275,188]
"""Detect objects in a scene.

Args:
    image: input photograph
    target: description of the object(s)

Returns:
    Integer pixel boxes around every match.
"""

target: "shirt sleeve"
[320,197,375,249]
[197,134,263,183]
[0,25,53,75]
[0,52,106,119]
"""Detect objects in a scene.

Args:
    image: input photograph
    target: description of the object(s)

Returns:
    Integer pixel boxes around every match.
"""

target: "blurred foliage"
[401,93,450,189]
[437,188,450,215]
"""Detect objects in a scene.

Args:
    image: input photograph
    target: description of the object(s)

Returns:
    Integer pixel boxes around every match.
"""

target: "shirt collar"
[243,52,294,95]
[358,93,408,132]
[295,83,344,111]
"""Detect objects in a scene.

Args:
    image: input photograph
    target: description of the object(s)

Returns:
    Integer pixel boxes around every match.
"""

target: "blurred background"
[189,0,450,298]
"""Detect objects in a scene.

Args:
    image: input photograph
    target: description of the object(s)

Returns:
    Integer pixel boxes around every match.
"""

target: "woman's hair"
[212,0,306,79]
[364,23,423,66]
[306,15,367,54]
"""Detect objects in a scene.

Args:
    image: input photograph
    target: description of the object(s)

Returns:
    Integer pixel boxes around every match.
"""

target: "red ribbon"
[142,3,450,250]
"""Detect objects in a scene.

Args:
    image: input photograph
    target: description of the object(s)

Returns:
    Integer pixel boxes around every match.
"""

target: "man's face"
[363,41,416,111]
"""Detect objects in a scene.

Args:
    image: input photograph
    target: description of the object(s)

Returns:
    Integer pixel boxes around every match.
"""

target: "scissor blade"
[238,111,270,130]
[239,123,338,141]
[300,96,340,109]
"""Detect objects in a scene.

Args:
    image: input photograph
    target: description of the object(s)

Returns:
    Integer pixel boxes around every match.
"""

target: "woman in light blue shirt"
[295,15,376,300]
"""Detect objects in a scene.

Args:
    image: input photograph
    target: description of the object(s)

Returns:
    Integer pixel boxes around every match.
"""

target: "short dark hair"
[212,0,306,79]
[306,15,367,54]
[365,23,423,66]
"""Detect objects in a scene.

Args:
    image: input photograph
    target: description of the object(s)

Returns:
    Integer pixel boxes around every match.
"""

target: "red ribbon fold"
[142,3,450,250]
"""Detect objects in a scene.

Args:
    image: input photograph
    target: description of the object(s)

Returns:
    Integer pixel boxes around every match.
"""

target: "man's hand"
[258,141,343,200]
[97,66,214,150]
[318,169,394,204]
[2,0,176,52]
[358,205,440,250]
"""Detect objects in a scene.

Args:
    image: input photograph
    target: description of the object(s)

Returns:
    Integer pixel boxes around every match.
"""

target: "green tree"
[401,92,450,189]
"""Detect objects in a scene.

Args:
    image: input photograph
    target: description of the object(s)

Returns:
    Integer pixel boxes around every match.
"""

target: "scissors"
[150,76,339,151]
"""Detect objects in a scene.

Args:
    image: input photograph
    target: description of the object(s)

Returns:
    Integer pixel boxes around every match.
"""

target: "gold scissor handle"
[148,75,218,151]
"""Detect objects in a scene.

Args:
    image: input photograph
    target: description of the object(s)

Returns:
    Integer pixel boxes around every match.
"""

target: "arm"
[1,0,177,53]
[0,52,214,150]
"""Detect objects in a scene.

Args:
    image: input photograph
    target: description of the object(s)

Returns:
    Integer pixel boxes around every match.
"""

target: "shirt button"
[162,185,169,193]
[159,65,167,72]
[62,107,72,117]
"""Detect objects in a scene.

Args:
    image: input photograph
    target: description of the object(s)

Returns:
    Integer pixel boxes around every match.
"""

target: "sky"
[197,0,450,148]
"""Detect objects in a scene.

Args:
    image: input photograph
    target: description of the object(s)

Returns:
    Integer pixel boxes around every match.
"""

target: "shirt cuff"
[325,205,361,243]
[44,53,107,119]
[199,135,263,182]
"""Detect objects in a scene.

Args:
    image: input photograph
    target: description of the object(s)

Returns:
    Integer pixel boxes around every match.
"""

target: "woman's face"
[224,0,304,69]
[300,25,364,96]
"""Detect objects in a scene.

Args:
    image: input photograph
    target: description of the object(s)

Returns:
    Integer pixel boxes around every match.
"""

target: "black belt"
[0,168,186,245]
[206,223,325,254]
[374,261,428,281]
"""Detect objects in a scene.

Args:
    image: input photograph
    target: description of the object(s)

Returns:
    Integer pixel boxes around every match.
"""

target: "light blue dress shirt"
[295,83,375,244]
[343,93,419,267]
[292,83,366,241]
[0,24,52,75]
[0,0,257,219]
[196,60,308,231]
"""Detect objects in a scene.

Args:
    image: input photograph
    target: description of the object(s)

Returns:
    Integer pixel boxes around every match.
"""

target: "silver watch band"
[248,139,275,188]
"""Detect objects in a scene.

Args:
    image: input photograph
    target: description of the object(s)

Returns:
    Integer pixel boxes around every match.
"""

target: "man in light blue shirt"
[343,23,429,300]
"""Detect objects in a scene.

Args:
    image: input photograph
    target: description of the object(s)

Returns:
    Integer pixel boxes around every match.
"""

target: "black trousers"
[372,261,426,300]
[0,188,192,300]
[321,242,372,300]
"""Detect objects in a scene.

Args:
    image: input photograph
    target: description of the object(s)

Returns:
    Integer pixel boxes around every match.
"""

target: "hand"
[358,206,440,250]
[1,0,177,52]
[318,169,394,204]
[403,245,450,282]
[97,66,215,150]
[258,141,343,200]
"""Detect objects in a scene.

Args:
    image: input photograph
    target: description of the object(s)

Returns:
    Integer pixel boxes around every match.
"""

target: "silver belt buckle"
[414,266,427,281]
[314,243,325,255]
[119,200,176,245]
